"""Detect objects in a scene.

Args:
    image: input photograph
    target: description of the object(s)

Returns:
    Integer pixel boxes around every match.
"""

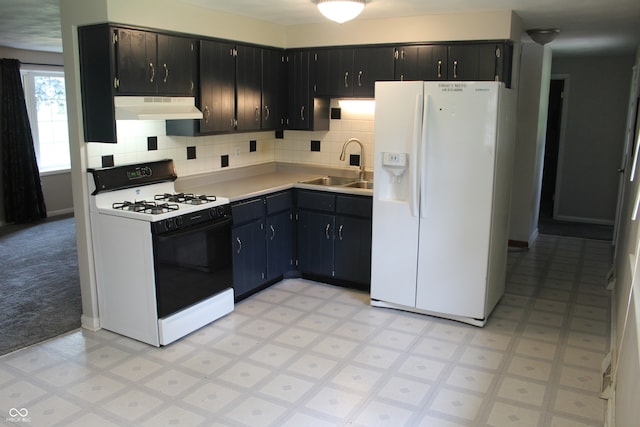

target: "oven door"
[152,216,233,318]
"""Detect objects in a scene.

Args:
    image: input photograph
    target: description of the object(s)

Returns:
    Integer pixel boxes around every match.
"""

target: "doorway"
[539,78,564,220]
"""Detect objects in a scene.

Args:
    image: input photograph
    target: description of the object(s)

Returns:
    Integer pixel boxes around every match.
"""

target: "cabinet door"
[262,48,286,130]
[448,45,480,81]
[287,51,311,130]
[330,48,354,97]
[200,40,236,133]
[232,220,266,298]
[115,28,157,94]
[334,215,372,285]
[477,43,513,87]
[353,47,395,97]
[157,34,197,95]
[297,211,334,277]
[266,210,294,281]
[236,44,262,132]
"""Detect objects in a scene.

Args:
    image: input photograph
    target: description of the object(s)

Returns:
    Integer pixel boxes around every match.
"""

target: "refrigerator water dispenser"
[382,152,408,182]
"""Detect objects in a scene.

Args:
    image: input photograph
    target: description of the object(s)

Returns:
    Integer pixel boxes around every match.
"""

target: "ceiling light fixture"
[315,0,366,24]
[526,28,560,45]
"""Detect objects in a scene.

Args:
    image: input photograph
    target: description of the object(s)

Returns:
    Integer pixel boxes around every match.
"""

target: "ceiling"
[1,0,639,56]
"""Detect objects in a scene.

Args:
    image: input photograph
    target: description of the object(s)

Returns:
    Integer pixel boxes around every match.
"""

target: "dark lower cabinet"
[232,219,266,297]
[296,190,372,289]
[333,215,372,284]
[231,190,294,300]
[297,211,335,277]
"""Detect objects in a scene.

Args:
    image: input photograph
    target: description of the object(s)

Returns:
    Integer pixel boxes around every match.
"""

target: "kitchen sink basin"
[343,180,374,190]
[299,176,374,190]
[299,176,357,186]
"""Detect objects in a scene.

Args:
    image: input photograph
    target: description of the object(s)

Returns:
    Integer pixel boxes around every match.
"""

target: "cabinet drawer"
[266,191,293,215]
[336,195,372,217]
[296,190,335,212]
[232,198,264,224]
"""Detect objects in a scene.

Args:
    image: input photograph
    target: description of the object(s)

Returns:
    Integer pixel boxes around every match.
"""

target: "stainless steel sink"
[299,176,373,190]
[343,180,374,189]
[299,176,357,186]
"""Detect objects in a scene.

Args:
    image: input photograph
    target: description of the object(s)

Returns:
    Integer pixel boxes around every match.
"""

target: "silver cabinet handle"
[264,106,270,121]
[255,106,260,122]
[300,106,305,121]
[149,61,155,83]
[203,106,210,123]
[230,118,235,128]
[269,225,276,240]
[437,60,442,79]
[163,63,169,83]
[236,237,242,254]
[344,71,349,88]
[325,223,331,240]
[453,60,458,79]
[338,224,344,240]
[357,71,363,87]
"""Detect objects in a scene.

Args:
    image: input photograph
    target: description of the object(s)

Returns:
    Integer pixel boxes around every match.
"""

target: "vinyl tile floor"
[0,234,611,426]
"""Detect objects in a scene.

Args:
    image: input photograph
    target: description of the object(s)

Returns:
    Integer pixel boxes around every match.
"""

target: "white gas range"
[88,159,234,346]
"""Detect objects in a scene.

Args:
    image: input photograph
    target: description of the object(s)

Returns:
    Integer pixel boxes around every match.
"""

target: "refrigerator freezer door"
[415,82,500,319]
[371,81,424,307]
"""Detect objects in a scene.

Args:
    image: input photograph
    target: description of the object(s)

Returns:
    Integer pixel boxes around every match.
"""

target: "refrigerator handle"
[420,95,429,219]
[411,93,423,218]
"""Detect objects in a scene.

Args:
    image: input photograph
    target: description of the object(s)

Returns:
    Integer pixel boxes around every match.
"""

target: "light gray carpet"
[0,214,81,356]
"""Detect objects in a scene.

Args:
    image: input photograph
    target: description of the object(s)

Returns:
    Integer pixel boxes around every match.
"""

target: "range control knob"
[164,218,174,231]
[175,216,183,228]
[217,206,226,217]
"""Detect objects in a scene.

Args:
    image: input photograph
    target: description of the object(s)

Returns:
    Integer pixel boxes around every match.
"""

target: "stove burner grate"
[155,193,217,205]
[113,200,179,215]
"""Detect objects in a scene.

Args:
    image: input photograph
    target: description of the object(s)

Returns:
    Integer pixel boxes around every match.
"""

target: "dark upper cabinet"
[114,28,157,94]
[78,24,197,142]
[114,28,196,95]
[236,45,262,132]
[316,47,395,98]
[352,47,395,97]
[199,40,236,133]
[156,34,197,95]
[286,50,329,131]
[262,48,286,130]
[394,44,448,81]
[394,42,513,87]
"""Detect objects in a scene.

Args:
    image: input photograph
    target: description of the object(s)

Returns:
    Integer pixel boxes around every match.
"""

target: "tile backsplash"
[85,99,375,177]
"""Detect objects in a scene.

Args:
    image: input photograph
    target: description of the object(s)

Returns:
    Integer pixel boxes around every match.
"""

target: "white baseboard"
[81,315,100,331]
[554,214,614,226]
[47,208,75,217]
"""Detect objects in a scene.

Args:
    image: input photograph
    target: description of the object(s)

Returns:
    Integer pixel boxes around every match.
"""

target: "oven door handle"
[153,216,232,239]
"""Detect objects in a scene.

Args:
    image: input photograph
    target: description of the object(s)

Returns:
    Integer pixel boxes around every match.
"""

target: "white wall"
[611,45,640,427]
[509,43,552,245]
[551,55,635,224]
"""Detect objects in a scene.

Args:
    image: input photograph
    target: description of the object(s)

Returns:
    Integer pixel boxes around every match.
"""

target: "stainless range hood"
[114,96,203,121]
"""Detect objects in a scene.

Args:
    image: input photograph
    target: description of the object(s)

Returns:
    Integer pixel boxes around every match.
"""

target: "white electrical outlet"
[234,146,240,156]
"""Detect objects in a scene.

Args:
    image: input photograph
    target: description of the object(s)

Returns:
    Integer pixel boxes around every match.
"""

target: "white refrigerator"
[370,81,516,326]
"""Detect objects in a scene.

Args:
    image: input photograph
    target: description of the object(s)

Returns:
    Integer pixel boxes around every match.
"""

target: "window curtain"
[0,58,47,223]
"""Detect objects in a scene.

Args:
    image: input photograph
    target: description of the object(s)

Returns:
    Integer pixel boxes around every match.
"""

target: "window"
[21,69,71,173]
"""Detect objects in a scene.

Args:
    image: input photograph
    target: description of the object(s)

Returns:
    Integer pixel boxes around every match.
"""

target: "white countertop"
[174,162,373,202]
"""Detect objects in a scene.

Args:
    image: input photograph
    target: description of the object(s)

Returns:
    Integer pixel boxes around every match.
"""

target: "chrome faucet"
[339,138,365,180]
